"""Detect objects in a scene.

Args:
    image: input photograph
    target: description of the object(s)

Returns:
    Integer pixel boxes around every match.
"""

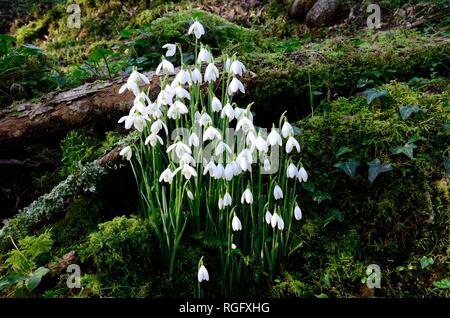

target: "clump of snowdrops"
[118,19,308,296]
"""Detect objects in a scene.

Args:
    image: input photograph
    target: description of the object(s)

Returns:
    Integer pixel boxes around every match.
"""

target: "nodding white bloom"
[241,188,253,204]
[197,47,211,63]
[196,112,212,127]
[175,85,191,100]
[147,102,162,119]
[273,185,284,200]
[230,60,246,76]
[286,137,300,154]
[162,43,176,57]
[145,133,163,147]
[223,192,232,207]
[211,96,222,112]
[265,211,272,224]
[174,163,197,180]
[203,160,216,176]
[281,121,294,138]
[218,198,224,210]
[231,243,237,250]
[221,103,235,121]
[119,70,149,96]
[119,146,132,161]
[134,91,152,107]
[151,119,168,135]
[254,135,269,153]
[190,68,202,84]
[203,126,222,141]
[167,100,188,120]
[294,205,302,220]
[197,265,209,282]
[231,161,241,176]
[224,163,234,181]
[213,163,224,180]
[187,190,194,201]
[215,141,232,157]
[287,163,298,179]
[156,58,175,75]
[224,58,232,73]
[157,87,173,107]
[174,69,192,86]
[271,212,279,228]
[232,215,242,231]
[236,149,253,172]
[204,63,219,82]
[189,132,200,147]
[118,113,146,132]
[159,168,174,184]
[277,216,285,231]
[236,116,254,133]
[246,130,256,148]
[180,153,196,166]
[189,20,205,39]
[228,77,245,95]
[298,167,308,182]
[167,141,191,159]
[264,158,271,172]
[268,128,282,146]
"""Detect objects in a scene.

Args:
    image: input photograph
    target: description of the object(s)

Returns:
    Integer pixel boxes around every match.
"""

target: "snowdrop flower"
[156,58,175,75]
[236,149,253,172]
[127,114,146,132]
[298,167,308,182]
[196,112,212,127]
[189,20,205,39]
[198,265,209,282]
[281,121,293,138]
[264,158,271,172]
[246,131,256,148]
[221,103,235,121]
[241,188,253,204]
[119,146,132,161]
[236,116,254,133]
[187,190,194,201]
[119,70,149,96]
[231,161,241,176]
[180,153,196,166]
[231,243,237,250]
[273,185,283,200]
[213,163,224,180]
[203,126,222,141]
[190,68,202,84]
[270,212,279,228]
[134,91,151,107]
[159,167,173,184]
[267,128,282,146]
[189,132,200,147]
[223,192,232,207]
[254,135,268,153]
[179,163,198,180]
[265,211,272,224]
[147,102,162,119]
[228,77,245,95]
[224,58,232,73]
[230,60,246,76]
[204,63,219,82]
[218,198,224,210]
[118,111,136,130]
[203,161,216,176]
[294,205,302,220]
[167,100,188,119]
[151,119,168,135]
[215,141,232,157]
[232,215,242,231]
[145,133,163,147]
[167,141,191,159]
[286,137,300,154]
[287,163,298,179]
[162,43,176,57]
[211,96,222,112]
[175,85,191,100]
[174,69,191,86]
[197,47,211,63]
[277,216,285,231]
[224,164,234,181]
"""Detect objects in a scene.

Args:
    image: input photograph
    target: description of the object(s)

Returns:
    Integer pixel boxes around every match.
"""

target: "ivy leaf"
[312,191,332,204]
[368,159,393,183]
[25,267,50,292]
[0,273,27,291]
[433,278,450,289]
[323,208,344,227]
[365,88,388,105]
[391,142,417,159]
[334,159,360,177]
[419,256,434,269]
[336,146,353,158]
[399,105,427,120]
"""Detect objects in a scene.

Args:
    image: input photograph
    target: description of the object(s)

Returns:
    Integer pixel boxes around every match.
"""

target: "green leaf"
[25,267,49,292]
[323,208,344,227]
[433,278,450,289]
[0,34,16,43]
[399,105,427,120]
[302,182,315,193]
[0,273,27,291]
[334,159,360,177]
[444,156,450,177]
[391,142,417,159]
[419,256,434,269]
[88,48,113,63]
[315,293,329,298]
[365,88,388,105]
[336,146,353,158]
[120,28,136,39]
[368,159,393,183]
[312,191,332,204]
